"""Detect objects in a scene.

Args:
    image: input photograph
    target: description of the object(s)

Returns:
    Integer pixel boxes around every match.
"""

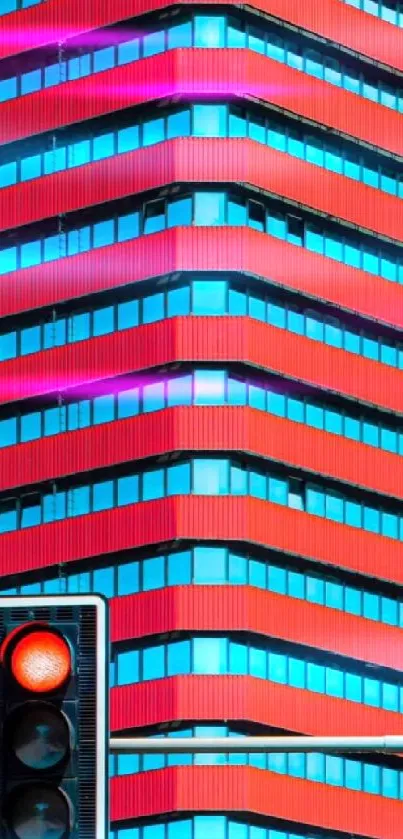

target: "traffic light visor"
[6,629,71,694]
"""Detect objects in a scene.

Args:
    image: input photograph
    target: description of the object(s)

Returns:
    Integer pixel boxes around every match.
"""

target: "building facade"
[1,0,403,837]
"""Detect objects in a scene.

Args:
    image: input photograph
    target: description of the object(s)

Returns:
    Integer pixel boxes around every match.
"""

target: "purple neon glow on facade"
[0,27,149,50]
[0,369,318,403]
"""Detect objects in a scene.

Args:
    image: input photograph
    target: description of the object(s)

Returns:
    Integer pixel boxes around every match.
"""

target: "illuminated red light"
[9,630,71,694]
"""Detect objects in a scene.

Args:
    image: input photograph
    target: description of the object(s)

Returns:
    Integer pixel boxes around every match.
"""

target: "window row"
[108,725,403,801]
[1,0,42,15]
[342,0,403,28]
[110,814,344,839]
[1,189,403,286]
[2,545,401,631]
[2,366,403,473]
[1,277,402,375]
[112,634,403,712]
[2,100,402,204]
[1,457,403,547]
[0,13,402,116]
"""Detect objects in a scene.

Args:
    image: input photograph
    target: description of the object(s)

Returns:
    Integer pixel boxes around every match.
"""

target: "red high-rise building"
[0,1,403,837]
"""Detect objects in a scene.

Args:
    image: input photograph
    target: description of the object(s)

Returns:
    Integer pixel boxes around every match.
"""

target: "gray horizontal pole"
[109,736,403,754]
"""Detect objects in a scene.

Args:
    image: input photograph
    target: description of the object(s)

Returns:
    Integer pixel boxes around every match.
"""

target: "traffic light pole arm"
[109,735,403,754]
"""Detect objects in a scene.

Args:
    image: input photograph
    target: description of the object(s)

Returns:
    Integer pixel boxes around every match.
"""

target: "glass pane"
[194,370,225,405]
[21,495,41,528]
[118,561,139,595]
[143,644,165,680]
[167,375,192,407]
[143,30,165,57]
[142,469,164,501]
[143,556,165,591]
[167,550,192,585]
[194,105,227,137]
[167,109,191,139]
[117,475,139,507]
[193,637,227,674]
[307,661,325,692]
[194,192,225,225]
[194,16,226,47]
[167,284,190,316]
[93,480,114,512]
[118,126,139,154]
[143,117,165,146]
[0,77,17,103]
[21,68,41,95]
[193,280,227,314]
[21,154,41,182]
[167,463,191,495]
[0,417,17,448]
[167,640,191,675]
[93,46,115,73]
[93,219,114,249]
[194,546,226,583]
[93,394,115,425]
[93,306,114,336]
[21,240,42,269]
[93,133,114,160]
[144,201,165,234]
[193,459,229,494]
[93,567,115,598]
[143,382,165,412]
[21,411,41,442]
[167,22,192,49]
[0,161,17,188]
[21,325,41,356]
[118,38,140,65]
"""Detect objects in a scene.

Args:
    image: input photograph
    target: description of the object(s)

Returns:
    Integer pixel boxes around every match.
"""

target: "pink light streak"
[0,369,310,404]
[0,373,162,402]
[0,26,143,50]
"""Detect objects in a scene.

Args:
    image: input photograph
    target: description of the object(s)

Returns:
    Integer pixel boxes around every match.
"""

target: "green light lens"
[7,785,70,839]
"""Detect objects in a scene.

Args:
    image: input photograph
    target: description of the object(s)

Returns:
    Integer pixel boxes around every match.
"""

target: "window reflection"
[109,633,403,749]
[2,544,403,635]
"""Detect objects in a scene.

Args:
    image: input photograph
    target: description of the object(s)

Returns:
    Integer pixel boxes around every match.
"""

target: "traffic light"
[0,594,108,839]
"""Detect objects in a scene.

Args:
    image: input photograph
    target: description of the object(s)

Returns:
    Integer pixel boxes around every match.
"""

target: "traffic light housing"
[0,595,108,839]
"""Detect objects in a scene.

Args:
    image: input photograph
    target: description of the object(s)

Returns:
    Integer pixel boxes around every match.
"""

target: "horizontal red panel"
[2,404,403,507]
[260,0,403,75]
[1,0,402,77]
[109,584,403,670]
[2,228,403,332]
[2,137,403,243]
[2,317,403,417]
[110,675,403,736]
[110,765,402,838]
[1,50,402,158]
[2,495,403,586]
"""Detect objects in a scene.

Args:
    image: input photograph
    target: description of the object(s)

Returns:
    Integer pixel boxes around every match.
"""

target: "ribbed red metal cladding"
[110,676,403,735]
[256,0,403,74]
[109,585,403,670]
[3,405,403,503]
[2,228,403,330]
[2,496,403,585]
[2,2,401,836]
[1,0,402,75]
[1,51,403,157]
[110,766,402,838]
[2,318,403,415]
[2,138,403,242]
